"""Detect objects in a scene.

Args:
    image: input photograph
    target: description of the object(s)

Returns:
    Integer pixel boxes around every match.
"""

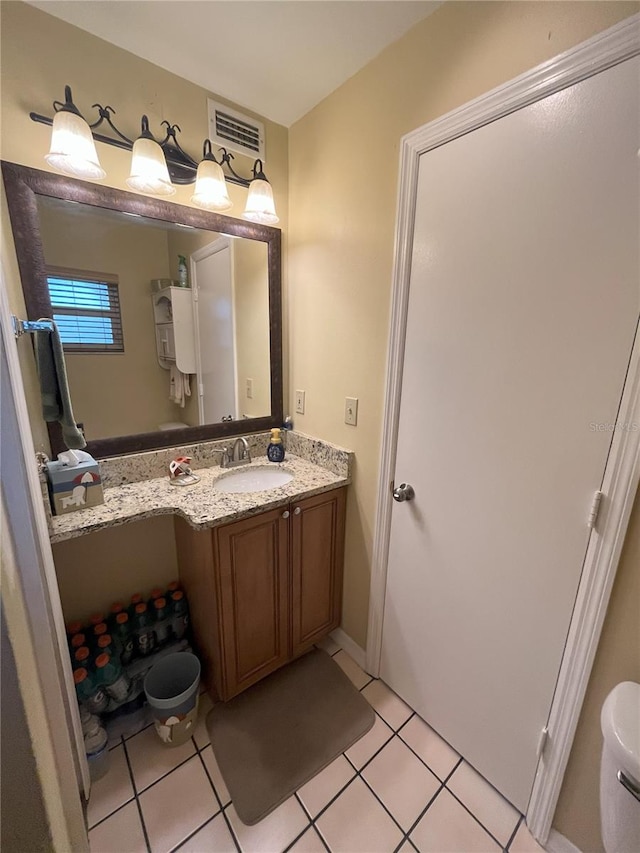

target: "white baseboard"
[545,829,583,853]
[330,627,368,671]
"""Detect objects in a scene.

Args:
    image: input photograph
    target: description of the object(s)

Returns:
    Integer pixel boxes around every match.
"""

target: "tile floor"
[88,638,546,853]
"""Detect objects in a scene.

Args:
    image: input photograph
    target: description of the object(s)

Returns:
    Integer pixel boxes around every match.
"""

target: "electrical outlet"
[295,390,306,414]
[246,378,253,399]
[345,397,358,426]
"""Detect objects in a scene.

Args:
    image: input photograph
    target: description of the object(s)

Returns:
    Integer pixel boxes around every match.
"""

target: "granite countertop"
[48,453,349,544]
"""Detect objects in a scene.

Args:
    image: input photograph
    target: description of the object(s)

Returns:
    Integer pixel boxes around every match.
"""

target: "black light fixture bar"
[29,87,255,188]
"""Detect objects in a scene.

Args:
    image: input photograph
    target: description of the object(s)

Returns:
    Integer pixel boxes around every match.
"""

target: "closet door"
[381,56,639,811]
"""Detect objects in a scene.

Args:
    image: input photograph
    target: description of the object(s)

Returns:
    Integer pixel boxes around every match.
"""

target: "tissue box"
[46,455,105,516]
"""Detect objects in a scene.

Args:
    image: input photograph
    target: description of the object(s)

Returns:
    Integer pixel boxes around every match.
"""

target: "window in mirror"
[46,266,124,353]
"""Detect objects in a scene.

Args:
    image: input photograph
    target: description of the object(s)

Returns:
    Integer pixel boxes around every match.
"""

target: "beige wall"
[287,2,638,849]
[2,2,639,850]
[38,204,187,438]
[0,0,288,660]
[554,488,640,852]
[0,0,289,449]
[234,239,271,418]
[52,516,178,623]
[288,0,638,648]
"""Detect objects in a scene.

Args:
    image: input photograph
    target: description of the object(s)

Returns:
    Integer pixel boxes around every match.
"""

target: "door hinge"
[198,383,204,397]
[536,726,549,759]
[587,490,604,529]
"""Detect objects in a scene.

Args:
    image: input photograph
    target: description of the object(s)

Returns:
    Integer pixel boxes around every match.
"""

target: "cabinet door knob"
[293,507,301,515]
[282,510,290,519]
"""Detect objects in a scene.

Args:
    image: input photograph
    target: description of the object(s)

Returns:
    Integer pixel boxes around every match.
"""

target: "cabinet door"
[215,507,289,699]
[291,488,346,656]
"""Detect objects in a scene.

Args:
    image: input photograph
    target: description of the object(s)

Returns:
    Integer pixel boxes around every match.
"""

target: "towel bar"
[12,315,53,339]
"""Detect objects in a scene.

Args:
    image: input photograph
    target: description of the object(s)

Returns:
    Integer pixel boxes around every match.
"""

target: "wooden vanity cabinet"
[175,486,346,700]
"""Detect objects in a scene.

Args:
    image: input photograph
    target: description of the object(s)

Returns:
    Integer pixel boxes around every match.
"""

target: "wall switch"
[246,378,253,399]
[345,397,358,426]
[295,390,306,414]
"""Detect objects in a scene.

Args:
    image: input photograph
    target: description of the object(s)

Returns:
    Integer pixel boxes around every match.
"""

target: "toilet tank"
[600,681,640,853]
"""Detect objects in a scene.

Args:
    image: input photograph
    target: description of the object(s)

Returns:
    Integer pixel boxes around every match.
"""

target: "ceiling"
[27,1,442,127]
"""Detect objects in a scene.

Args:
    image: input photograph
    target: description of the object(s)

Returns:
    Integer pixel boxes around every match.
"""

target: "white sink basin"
[214,466,294,494]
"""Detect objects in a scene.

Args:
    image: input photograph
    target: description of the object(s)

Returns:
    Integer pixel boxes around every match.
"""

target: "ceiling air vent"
[207,99,266,162]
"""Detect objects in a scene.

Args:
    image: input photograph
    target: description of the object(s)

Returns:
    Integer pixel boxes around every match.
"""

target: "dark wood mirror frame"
[2,161,283,458]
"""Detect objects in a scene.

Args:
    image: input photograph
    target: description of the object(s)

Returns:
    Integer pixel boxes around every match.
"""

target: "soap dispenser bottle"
[267,428,285,463]
[178,255,188,287]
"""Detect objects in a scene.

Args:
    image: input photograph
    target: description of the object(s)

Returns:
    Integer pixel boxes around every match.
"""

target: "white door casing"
[367,14,640,843]
[191,237,239,425]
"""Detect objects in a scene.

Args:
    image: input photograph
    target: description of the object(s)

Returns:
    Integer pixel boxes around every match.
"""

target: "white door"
[380,56,639,812]
[192,238,238,424]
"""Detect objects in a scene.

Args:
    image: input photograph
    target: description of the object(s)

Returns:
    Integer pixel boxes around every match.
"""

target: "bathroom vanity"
[176,486,346,700]
[47,432,352,702]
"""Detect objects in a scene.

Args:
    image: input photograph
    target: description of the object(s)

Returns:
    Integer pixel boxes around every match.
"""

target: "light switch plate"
[295,390,306,414]
[246,378,253,399]
[345,397,358,426]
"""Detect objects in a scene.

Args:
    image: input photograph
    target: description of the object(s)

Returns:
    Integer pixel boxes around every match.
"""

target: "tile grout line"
[505,812,525,851]
[395,783,445,850]
[121,734,153,853]
[168,813,218,853]
[395,757,464,848]
[126,739,201,798]
[194,743,242,853]
[165,737,225,853]
[344,651,520,851]
[86,737,137,833]
[443,774,516,850]
[279,793,330,853]
[341,752,411,840]
[102,646,517,853]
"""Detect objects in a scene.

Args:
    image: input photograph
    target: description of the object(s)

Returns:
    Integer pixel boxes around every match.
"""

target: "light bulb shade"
[242,178,279,225]
[191,159,232,211]
[44,110,106,181]
[126,137,175,196]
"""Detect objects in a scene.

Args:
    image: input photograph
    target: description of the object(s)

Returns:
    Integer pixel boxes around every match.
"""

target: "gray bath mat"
[206,647,375,825]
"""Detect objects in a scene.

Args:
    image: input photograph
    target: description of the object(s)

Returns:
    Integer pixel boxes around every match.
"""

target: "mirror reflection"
[36,197,271,442]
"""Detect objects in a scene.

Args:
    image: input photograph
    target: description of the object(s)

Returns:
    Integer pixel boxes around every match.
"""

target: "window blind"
[46,268,123,353]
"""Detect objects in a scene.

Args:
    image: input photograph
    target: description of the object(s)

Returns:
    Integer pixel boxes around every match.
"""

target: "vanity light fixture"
[30,85,279,221]
[43,86,106,181]
[243,160,279,225]
[126,116,175,197]
[190,140,232,211]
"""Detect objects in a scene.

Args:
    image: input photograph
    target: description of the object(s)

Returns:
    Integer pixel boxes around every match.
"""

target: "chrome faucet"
[218,437,251,469]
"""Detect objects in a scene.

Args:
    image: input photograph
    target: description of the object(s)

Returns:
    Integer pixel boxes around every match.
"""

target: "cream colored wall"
[52,516,179,623]
[0,0,287,696]
[0,0,289,449]
[554,488,640,852]
[288,0,638,648]
[288,3,639,849]
[38,205,187,438]
[234,239,271,418]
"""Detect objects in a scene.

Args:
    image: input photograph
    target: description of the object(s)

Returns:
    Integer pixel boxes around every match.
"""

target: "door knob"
[293,507,301,515]
[282,510,290,519]
[392,483,415,502]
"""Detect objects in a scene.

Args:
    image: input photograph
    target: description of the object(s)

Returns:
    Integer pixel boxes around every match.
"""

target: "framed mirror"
[2,161,283,458]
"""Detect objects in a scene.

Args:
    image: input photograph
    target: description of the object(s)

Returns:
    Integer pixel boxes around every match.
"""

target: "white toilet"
[600,681,640,853]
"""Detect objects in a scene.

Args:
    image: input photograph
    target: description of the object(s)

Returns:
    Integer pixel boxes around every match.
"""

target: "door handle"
[392,483,415,502]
